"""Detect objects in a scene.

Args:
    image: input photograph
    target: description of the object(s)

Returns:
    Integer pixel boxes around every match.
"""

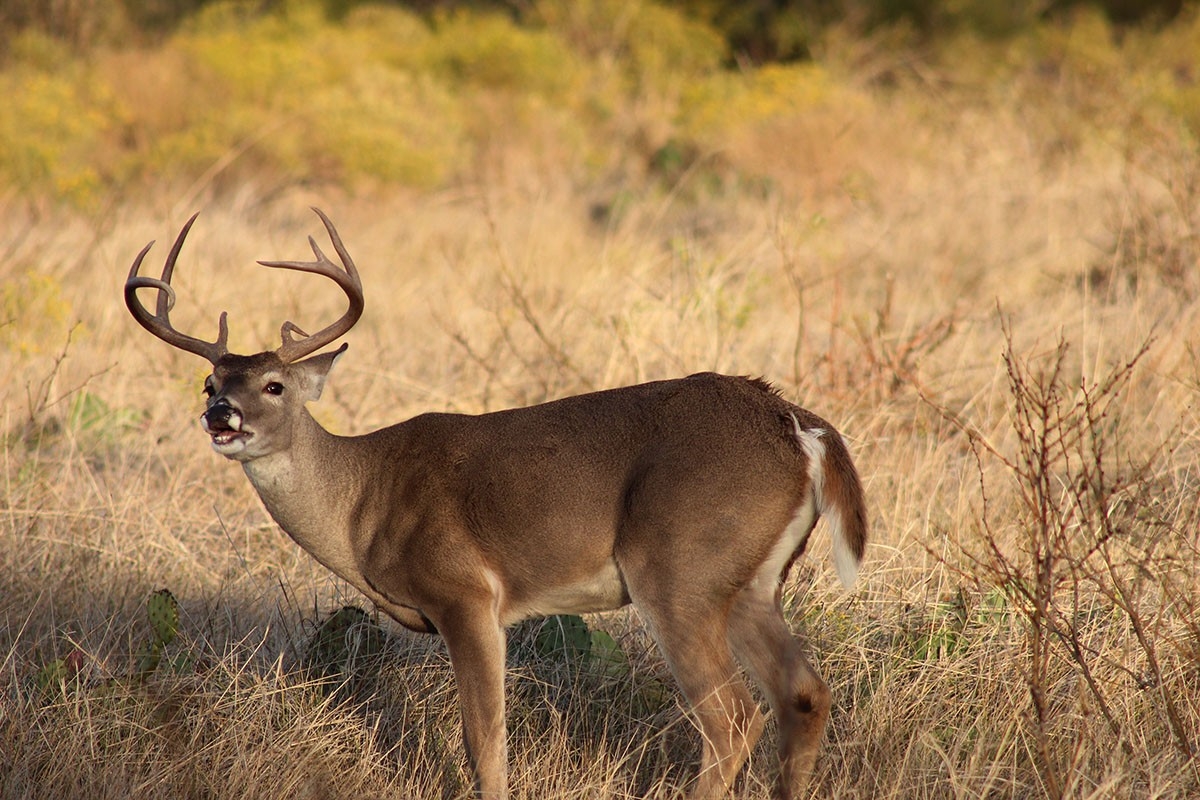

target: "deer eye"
[203,382,215,398]
[264,382,285,396]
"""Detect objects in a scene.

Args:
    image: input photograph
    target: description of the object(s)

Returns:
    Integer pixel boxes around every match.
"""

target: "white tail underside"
[792,416,858,589]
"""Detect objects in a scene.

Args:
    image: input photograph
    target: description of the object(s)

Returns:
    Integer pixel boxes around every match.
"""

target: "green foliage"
[678,61,854,151]
[424,10,579,97]
[1132,7,1200,139]
[0,57,126,207]
[536,0,725,92]
[67,391,144,442]
[0,271,73,355]
[0,0,1198,203]
[181,4,329,104]
[530,614,631,680]
[663,0,819,61]
[865,0,1049,39]
[33,649,86,697]
[309,67,465,189]
[135,2,466,190]
[34,590,190,700]
[534,613,592,660]
[902,586,1012,662]
[0,0,133,50]
[123,0,213,31]
[147,588,181,644]
[663,0,1184,60]
[0,0,1188,64]
[617,2,726,90]
[514,614,674,726]
[135,588,186,677]
[303,605,387,686]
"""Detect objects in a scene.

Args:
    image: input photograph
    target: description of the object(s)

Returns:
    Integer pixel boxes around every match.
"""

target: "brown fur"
[125,212,868,799]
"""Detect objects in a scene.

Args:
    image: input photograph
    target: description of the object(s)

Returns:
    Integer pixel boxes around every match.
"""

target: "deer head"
[124,208,363,462]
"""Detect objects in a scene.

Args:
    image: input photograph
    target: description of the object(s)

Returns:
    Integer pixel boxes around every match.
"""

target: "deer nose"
[202,399,240,432]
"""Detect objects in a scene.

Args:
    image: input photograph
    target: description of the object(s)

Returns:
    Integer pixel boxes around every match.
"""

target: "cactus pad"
[147,589,180,647]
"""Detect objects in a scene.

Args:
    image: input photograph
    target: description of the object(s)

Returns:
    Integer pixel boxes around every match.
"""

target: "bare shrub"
[926,313,1197,798]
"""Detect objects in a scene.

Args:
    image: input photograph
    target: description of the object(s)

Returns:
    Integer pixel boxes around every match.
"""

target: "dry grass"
[2,36,1199,799]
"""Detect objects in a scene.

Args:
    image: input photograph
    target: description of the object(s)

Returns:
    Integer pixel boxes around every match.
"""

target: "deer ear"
[296,342,347,401]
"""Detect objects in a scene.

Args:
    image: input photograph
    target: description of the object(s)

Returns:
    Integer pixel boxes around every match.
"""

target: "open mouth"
[210,430,251,447]
[201,405,249,453]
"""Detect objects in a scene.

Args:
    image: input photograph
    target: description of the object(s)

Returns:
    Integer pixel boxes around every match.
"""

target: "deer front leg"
[439,599,509,799]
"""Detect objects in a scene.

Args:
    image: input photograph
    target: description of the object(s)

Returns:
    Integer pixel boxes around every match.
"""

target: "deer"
[123,208,868,800]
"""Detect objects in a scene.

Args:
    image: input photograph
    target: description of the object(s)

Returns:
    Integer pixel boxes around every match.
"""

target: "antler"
[258,207,364,364]
[125,212,230,365]
[126,208,362,365]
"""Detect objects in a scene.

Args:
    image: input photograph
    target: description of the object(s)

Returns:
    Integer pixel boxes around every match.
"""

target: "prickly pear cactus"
[147,589,180,647]
[34,649,86,697]
[535,614,592,661]
[136,589,182,678]
[305,605,386,683]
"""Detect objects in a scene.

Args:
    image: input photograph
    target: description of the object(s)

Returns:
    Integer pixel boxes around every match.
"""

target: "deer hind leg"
[626,589,765,799]
[727,585,831,800]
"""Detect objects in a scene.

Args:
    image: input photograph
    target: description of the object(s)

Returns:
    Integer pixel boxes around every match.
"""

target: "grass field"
[1,4,1198,798]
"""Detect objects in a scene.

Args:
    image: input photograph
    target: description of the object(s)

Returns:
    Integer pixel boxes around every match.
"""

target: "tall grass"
[2,3,1198,798]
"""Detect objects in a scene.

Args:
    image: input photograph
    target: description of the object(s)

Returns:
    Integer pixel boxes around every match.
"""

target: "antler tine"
[257,207,364,363]
[124,213,230,365]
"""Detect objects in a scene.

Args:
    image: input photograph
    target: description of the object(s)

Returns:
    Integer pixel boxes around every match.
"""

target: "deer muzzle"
[201,400,251,454]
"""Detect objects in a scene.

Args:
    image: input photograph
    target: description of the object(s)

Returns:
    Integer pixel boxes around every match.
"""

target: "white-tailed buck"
[124,208,867,800]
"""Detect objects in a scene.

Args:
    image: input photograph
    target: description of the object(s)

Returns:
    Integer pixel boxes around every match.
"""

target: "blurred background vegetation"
[0,0,1189,58]
[2,3,1198,798]
[1,0,1198,210]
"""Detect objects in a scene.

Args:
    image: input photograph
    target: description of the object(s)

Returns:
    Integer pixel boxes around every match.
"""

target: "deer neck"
[240,410,361,583]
